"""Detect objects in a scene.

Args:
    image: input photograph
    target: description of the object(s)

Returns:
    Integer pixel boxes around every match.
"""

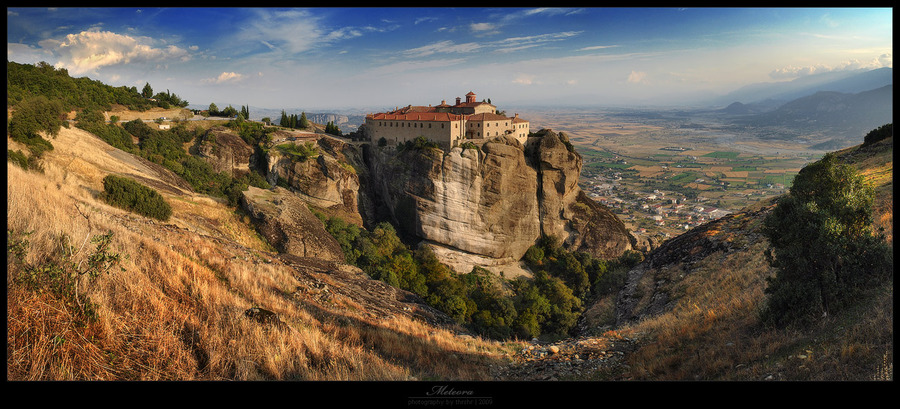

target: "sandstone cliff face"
[366,130,634,274]
[369,136,541,266]
[240,186,345,262]
[197,127,255,178]
[266,137,365,225]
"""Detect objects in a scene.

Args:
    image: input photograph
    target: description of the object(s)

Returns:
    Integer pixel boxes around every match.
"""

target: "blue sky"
[7,7,893,111]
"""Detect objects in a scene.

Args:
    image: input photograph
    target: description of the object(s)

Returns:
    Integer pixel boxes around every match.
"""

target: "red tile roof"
[466,112,513,121]
[368,112,465,121]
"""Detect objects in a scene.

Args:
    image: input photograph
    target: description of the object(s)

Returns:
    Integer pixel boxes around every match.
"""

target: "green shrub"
[761,152,892,327]
[101,175,172,221]
[7,149,44,173]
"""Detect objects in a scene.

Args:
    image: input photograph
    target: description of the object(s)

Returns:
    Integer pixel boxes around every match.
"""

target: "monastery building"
[363,91,530,149]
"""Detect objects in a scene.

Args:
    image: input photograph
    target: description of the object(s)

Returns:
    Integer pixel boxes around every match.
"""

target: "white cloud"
[627,71,648,84]
[204,71,243,84]
[470,22,495,32]
[513,73,537,85]
[769,53,892,79]
[38,30,190,75]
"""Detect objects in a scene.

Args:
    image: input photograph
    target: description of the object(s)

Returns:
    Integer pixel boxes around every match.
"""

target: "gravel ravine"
[491,334,640,381]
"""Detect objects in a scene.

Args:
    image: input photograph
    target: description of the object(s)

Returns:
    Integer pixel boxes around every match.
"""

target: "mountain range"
[712,67,892,107]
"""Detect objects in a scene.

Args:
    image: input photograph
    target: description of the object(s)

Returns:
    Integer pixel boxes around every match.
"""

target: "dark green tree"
[299,112,309,129]
[761,152,892,327]
[7,95,65,157]
[142,82,153,98]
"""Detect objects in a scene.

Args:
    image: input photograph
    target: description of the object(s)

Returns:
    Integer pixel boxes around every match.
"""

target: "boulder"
[240,186,345,262]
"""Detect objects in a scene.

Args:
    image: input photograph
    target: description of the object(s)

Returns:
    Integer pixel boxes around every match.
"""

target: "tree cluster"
[122,119,267,206]
[207,103,239,118]
[275,141,318,162]
[318,212,642,341]
[75,108,137,154]
[8,61,154,112]
[324,121,342,136]
[279,111,309,129]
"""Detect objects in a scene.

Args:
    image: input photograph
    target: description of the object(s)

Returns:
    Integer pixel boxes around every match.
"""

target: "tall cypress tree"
[299,112,309,129]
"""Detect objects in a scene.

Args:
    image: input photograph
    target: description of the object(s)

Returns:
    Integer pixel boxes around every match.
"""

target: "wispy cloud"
[403,40,482,57]
[363,58,468,77]
[769,53,892,79]
[578,45,620,51]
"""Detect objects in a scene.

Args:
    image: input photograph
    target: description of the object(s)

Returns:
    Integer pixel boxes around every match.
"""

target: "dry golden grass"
[7,129,511,381]
[620,242,778,380]
[617,222,892,381]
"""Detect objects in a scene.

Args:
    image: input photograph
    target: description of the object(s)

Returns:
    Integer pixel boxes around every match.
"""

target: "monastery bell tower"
[465,91,476,103]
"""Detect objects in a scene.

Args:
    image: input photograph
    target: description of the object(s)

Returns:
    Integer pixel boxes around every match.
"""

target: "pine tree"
[299,112,309,129]
[142,82,153,98]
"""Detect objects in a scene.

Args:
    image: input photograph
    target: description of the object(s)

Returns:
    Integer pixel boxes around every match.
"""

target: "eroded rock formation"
[365,130,634,274]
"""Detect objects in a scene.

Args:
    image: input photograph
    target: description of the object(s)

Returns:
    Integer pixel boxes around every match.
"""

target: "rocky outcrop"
[366,130,634,274]
[266,137,365,225]
[197,126,255,178]
[239,186,345,262]
[532,131,634,259]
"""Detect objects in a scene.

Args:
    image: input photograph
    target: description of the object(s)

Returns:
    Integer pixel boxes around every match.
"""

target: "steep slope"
[7,125,515,381]
[571,136,893,380]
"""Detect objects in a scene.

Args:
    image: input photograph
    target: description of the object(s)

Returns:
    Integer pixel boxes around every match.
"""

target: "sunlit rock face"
[366,130,634,273]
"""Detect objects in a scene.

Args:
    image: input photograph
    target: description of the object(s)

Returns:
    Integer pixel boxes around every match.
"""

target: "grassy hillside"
[579,135,893,381]
[7,125,516,381]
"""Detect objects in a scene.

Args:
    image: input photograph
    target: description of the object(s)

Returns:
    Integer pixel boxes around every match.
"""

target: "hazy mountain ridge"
[731,84,893,141]
[713,67,893,107]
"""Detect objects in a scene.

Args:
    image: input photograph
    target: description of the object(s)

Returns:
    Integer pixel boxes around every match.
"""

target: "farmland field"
[512,106,838,243]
